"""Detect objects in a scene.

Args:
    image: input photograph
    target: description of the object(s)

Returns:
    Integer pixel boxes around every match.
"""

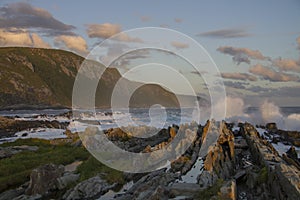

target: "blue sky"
[0,0,300,106]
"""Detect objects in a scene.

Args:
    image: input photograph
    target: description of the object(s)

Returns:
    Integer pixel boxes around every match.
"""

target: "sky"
[0,0,300,106]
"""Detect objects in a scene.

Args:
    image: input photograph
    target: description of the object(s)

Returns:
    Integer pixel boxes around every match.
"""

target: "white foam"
[14,128,67,140]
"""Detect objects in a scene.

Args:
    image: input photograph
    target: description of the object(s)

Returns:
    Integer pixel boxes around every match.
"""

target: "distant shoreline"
[1,104,300,112]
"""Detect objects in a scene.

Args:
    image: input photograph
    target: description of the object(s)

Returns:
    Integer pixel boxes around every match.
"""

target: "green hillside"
[0,47,179,109]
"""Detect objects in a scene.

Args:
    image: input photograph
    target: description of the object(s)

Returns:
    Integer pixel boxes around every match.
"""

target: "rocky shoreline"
[0,113,299,199]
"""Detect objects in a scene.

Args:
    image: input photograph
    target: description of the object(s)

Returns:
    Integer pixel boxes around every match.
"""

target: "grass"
[0,138,124,192]
[257,166,268,184]
[76,156,125,185]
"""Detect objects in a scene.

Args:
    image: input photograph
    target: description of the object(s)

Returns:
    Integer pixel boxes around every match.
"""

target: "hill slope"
[0,47,180,109]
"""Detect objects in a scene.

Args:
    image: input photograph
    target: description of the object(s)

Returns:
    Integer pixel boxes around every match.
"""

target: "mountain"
[0,47,182,109]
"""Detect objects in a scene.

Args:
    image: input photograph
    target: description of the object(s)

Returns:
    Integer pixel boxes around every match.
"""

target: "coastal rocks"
[286,146,298,160]
[26,164,65,195]
[219,180,237,200]
[197,121,235,187]
[242,122,300,199]
[262,122,300,147]
[266,122,277,131]
[0,116,69,138]
[168,183,202,197]
[63,176,117,200]
[115,169,177,200]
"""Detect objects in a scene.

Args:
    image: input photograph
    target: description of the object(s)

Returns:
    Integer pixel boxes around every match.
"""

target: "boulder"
[63,176,116,200]
[26,164,64,195]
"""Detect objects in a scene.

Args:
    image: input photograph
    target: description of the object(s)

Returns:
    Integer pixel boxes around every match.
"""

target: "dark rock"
[21,133,28,137]
[169,183,202,197]
[63,176,117,200]
[286,146,298,160]
[219,180,237,200]
[266,123,277,131]
[26,164,64,195]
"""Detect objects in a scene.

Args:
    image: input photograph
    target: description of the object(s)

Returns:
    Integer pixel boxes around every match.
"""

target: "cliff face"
[0,47,179,109]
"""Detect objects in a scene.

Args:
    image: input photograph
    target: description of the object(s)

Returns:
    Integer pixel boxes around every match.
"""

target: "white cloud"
[249,64,299,82]
[0,28,50,48]
[171,41,189,49]
[86,23,142,43]
[272,58,300,72]
[221,72,257,81]
[217,46,268,65]
[54,35,87,54]
[87,23,121,39]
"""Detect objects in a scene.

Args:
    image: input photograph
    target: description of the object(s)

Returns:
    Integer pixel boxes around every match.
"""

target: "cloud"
[190,70,208,75]
[297,36,300,50]
[140,16,151,22]
[217,46,268,65]
[160,24,169,28]
[54,35,87,54]
[221,72,257,81]
[0,2,74,36]
[0,28,50,48]
[272,58,300,72]
[249,64,299,82]
[87,23,121,39]
[174,18,183,23]
[223,81,248,89]
[246,85,271,93]
[86,23,142,43]
[198,28,251,38]
[171,41,189,49]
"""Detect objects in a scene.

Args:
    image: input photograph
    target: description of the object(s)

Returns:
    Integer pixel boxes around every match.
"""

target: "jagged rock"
[63,176,116,200]
[169,183,202,197]
[242,123,300,199]
[169,127,177,139]
[266,123,277,131]
[116,169,177,200]
[12,194,42,200]
[219,180,237,200]
[198,121,235,187]
[26,164,64,195]
[135,185,169,200]
[234,138,248,149]
[198,170,218,188]
[286,146,298,160]
[0,187,26,200]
